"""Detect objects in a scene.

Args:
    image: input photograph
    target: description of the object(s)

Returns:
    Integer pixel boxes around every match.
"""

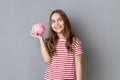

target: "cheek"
[61,21,65,26]
[51,24,55,30]
[51,23,55,28]
[61,22,65,28]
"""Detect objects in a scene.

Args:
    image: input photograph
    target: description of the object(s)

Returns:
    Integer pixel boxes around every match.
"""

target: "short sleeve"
[73,37,83,55]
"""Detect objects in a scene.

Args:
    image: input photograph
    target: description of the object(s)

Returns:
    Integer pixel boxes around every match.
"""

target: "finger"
[30,31,36,37]
[30,31,33,36]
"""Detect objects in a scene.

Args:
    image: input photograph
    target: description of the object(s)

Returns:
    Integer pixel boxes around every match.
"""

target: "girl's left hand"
[30,31,42,40]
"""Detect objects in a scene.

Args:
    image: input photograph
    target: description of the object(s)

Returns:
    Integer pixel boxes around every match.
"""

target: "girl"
[30,9,83,80]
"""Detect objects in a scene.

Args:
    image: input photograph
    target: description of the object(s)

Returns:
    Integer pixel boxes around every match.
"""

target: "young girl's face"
[50,13,65,34]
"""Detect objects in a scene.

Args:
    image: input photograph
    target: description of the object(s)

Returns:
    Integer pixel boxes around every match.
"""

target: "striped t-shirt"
[44,37,82,80]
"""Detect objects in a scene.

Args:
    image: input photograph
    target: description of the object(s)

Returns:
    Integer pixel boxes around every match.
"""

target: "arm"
[38,37,51,63]
[30,31,51,63]
[75,54,82,80]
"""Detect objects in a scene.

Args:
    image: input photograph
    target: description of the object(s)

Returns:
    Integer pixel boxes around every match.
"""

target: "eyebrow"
[51,17,62,21]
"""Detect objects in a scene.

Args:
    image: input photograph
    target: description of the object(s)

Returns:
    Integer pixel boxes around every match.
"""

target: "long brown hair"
[45,9,75,57]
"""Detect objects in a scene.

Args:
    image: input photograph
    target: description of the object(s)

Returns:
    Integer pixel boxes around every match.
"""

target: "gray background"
[0,0,120,80]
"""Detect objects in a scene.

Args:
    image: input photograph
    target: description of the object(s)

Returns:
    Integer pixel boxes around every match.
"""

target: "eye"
[51,20,55,24]
[58,18,63,21]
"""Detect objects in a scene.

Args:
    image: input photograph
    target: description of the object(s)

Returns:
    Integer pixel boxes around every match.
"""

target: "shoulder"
[72,36,82,47]
[72,36,82,43]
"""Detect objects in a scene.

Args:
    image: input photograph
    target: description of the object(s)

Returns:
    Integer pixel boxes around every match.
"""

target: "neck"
[57,33,65,39]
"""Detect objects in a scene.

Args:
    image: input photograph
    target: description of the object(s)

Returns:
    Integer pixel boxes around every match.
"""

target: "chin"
[56,30,63,33]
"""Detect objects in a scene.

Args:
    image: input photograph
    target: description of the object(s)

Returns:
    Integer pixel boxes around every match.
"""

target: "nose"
[55,21,59,26]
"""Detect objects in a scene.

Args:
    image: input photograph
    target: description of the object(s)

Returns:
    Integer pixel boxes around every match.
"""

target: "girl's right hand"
[30,31,42,40]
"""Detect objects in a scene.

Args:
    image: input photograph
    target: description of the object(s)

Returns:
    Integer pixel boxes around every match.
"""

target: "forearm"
[39,37,51,63]
[76,63,82,80]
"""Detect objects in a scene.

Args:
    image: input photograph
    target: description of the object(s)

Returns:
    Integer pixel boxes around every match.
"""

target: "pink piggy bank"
[32,22,45,36]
